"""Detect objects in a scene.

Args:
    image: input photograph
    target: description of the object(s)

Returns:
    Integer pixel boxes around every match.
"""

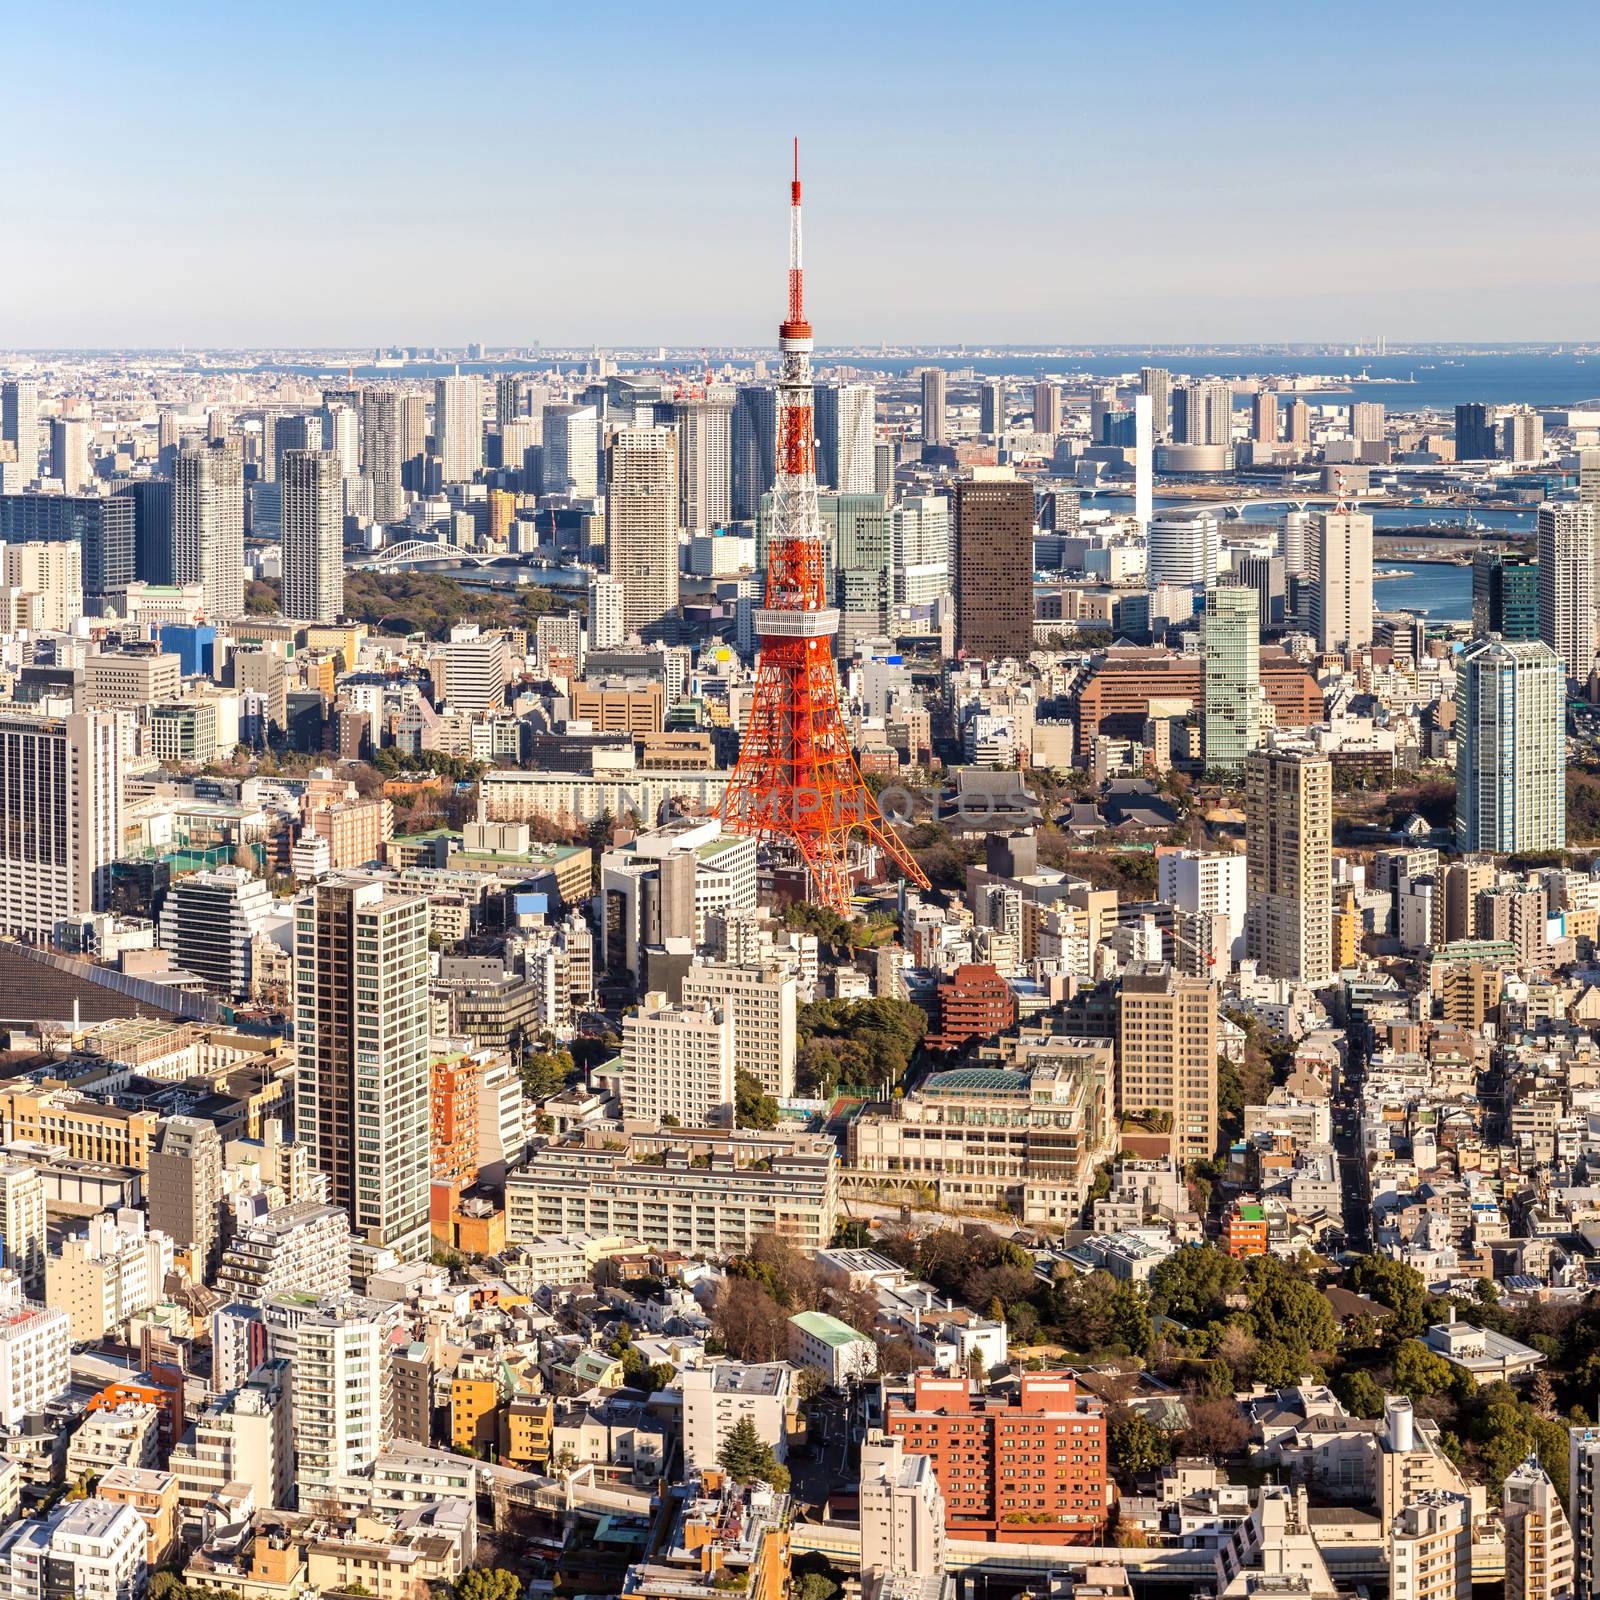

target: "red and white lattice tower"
[718,144,929,916]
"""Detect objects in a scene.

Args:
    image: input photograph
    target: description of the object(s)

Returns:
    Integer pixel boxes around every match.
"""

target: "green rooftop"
[924,1068,1031,1096]
[1237,1202,1265,1222]
[790,1310,871,1348]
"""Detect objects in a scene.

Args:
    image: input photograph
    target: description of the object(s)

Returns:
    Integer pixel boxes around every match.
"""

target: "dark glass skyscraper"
[1471,548,1539,641]
[1455,403,1498,461]
[115,479,175,586]
[0,492,134,601]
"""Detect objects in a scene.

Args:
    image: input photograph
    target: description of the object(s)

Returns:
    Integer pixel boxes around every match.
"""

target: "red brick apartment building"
[884,1371,1110,1543]
[925,964,1017,1053]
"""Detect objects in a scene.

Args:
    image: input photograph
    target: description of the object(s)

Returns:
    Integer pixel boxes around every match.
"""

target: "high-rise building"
[1251,390,1279,444]
[1139,367,1171,442]
[148,1116,224,1282]
[731,384,777,519]
[398,393,427,492]
[49,417,90,493]
[1503,410,1544,464]
[1246,743,1333,984]
[1349,401,1385,442]
[1116,963,1217,1161]
[360,390,405,524]
[859,1431,947,1584]
[263,1291,398,1505]
[433,375,483,483]
[1505,1456,1574,1600]
[442,628,508,712]
[1455,402,1498,461]
[281,449,343,625]
[495,374,524,428]
[883,1371,1109,1544]
[1089,385,1117,444]
[674,397,733,531]
[1454,637,1565,855]
[815,383,876,493]
[174,445,244,620]
[1279,510,1310,575]
[621,994,734,1126]
[1239,551,1287,631]
[0,491,134,602]
[542,404,599,498]
[605,426,680,640]
[953,472,1033,660]
[294,880,430,1260]
[978,380,1005,436]
[893,493,951,608]
[920,368,947,445]
[320,401,360,480]
[681,961,798,1099]
[1285,398,1311,446]
[587,572,625,651]
[0,1163,46,1298]
[1034,382,1063,437]
[1172,380,1232,446]
[1390,1492,1471,1600]
[117,479,175,587]
[1572,1424,1600,1600]
[1472,548,1539,641]
[1310,510,1374,653]
[272,412,321,479]
[2,380,40,478]
[0,708,122,942]
[158,867,273,997]
[1537,501,1597,679]
[1202,583,1262,774]
[1147,513,1222,587]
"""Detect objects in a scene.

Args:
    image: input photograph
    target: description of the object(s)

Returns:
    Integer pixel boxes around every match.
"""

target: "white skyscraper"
[1280,510,1311,575]
[542,403,599,498]
[174,445,245,619]
[605,425,680,639]
[295,880,430,1260]
[816,382,877,494]
[321,401,360,479]
[263,1291,400,1505]
[0,1164,46,1298]
[859,1432,946,1585]
[0,708,123,943]
[1134,392,1153,534]
[893,494,951,608]
[281,449,344,624]
[1147,513,1221,587]
[1455,636,1565,855]
[433,375,484,483]
[587,572,625,650]
[675,398,733,531]
[1310,509,1374,653]
[1538,501,1597,680]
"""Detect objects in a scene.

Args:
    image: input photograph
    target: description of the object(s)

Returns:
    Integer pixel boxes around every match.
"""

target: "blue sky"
[6,0,1599,347]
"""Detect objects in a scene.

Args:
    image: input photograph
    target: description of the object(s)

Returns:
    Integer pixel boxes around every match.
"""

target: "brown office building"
[954,473,1034,660]
[1072,646,1320,757]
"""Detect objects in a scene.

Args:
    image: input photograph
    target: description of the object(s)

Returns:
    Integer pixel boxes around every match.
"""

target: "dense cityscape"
[10,13,1600,1600]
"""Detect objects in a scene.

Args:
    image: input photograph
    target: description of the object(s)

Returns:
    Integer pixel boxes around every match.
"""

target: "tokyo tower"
[718,144,930,916]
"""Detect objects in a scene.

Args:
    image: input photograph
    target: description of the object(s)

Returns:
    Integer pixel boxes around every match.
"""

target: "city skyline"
[6,2,1599,347]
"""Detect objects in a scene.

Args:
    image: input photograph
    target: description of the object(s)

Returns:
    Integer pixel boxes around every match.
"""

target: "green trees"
[717,1416,789,1490]
[1346,1256,1429,1339]
[1336,1370,1386,1419]
[735,1071,779,1129]
[1148,1246,1243,1324]
[519,1049,575,1103]
[796,998,926,1099]
[1109,1411,1172,1477]
[1392,1339,1455,1402]
[455,1572,523,1600]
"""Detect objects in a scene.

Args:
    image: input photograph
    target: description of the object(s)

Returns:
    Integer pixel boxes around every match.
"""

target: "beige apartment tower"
[1246,743,1334,984]
[1389,1492,1471,1600]
[174,445,245,620]
[281,448,343,624]
[1116,962,1217,1161]
[1503,1456,1574,1600]
[605,425,680,640]
[1310,510,1374,654]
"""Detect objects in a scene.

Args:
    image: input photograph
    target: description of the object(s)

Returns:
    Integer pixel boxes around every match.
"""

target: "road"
[1333,1038,1371,1253]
